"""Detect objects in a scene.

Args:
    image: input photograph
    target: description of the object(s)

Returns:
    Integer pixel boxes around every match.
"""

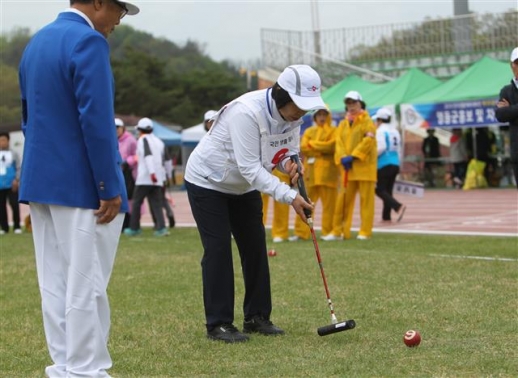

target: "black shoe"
[168,216,175,228]
[243,316,285,335]
[207,324,249,343]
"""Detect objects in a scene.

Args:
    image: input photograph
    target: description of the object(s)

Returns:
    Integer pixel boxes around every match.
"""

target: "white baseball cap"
[511,47,518,62]
[277,65,326,111]
[204,110,218,121]
[373,108,392,121]
[114,118,124,127]
[118,1,140,16]
[136,117,153,131]
[344,91,362,102]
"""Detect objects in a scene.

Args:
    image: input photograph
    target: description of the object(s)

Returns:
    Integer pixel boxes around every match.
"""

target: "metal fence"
[261,11,518,84]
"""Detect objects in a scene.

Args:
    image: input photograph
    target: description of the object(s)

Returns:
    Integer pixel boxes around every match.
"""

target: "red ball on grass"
[403,330,421,347]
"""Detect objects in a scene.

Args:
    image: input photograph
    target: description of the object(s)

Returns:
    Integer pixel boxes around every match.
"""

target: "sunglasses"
[111,0,128,19]
[345,100,359,105]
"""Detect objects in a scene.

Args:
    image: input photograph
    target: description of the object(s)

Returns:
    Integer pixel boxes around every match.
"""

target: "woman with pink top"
[116,118,138,229]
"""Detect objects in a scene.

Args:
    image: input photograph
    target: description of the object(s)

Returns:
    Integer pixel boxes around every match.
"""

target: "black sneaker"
[207,324,249,343]
[243,316,285,335]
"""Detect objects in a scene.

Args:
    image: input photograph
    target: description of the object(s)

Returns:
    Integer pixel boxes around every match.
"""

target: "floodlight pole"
[311,0,322,65]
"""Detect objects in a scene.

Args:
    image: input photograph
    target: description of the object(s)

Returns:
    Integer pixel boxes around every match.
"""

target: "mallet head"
[317,319,356,336]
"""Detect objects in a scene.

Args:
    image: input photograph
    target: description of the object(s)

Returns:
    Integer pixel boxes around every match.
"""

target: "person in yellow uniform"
[333,91,377,240]
[290,107,338,241]
[262,170,291,243]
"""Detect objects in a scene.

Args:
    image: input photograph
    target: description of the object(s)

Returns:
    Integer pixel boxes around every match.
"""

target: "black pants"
[185,180,272,331]
[129,185,165,230]
[423,162,439,187]
[149,187,175,227]
[375,165,402,221]
[0,188,21,232]
[452,162,468,186]
[512,161,518,189]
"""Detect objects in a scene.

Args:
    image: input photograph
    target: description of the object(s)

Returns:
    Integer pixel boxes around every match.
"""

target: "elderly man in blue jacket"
[18,1,139,377]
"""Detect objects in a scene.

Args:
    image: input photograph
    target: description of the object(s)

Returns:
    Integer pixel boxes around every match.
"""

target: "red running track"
[16,188,517,237]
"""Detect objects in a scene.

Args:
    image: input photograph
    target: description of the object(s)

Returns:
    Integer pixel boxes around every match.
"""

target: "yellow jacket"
[335,110,377,182]
[300,112,339,188]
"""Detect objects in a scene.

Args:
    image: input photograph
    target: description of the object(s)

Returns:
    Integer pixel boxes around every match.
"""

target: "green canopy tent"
[366,68,442,109]
[321,69,442,117]
[400,56,511,175]
[321,74,381,113]
[401,57,511,130]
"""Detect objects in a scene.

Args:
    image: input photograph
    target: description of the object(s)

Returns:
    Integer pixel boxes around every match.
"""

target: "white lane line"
[430,254,518,262]
[371,228,517,237]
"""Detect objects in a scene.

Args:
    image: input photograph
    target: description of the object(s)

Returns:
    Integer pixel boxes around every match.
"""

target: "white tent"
[180,123,207,170]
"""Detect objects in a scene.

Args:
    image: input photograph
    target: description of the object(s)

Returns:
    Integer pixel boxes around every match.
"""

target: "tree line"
[0,25,248,129]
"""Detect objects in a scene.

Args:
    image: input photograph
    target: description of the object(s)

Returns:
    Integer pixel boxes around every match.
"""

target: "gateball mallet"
[290,155,356,336]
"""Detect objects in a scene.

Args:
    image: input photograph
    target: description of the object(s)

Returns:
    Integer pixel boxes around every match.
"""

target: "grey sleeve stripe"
[143,138,152,156]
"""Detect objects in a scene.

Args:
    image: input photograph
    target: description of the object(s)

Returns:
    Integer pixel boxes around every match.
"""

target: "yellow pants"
[293,185,337,239]
[330,190,345,237]
[330,181,375,239]
[262,193,290,240]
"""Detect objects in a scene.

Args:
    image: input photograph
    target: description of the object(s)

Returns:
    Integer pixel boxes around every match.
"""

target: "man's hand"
[150,173,158,183]
[341,155,354,170]
[95,196,122,224]
[497,98,510,108]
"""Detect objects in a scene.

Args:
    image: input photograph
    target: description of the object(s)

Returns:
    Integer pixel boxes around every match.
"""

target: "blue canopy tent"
[151,120,182,146]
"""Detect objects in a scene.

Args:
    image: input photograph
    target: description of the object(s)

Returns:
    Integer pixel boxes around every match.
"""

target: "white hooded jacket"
[185,88,300,203]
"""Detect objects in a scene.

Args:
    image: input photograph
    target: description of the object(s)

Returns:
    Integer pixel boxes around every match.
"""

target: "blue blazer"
[18,12,128,212]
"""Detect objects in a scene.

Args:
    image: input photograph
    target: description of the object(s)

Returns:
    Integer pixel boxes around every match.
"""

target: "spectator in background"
[116,118,137,230]
[465,127,497,185]
[124,117,168,237]
[291,107,338,242]
[261,170,291,243]
[333,90,377,240]
[151,149,176,228]
[0,132,22,234]
[422,129,441,187]
[496,47,518,188]
[450,128,468,189]
[374,108,406,223]
[204,110,218,132]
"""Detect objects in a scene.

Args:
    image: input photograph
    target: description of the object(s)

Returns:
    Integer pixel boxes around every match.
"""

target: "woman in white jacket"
[185,65,325,343]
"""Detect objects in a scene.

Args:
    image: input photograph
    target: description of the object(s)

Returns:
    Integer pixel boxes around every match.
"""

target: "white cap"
[373,108,392,121]
[137,117,153,131]
[204,110,218,121]
[277,65,326,111]
[119,1,140,16]
[511,47,518,62]
[344,91,362,101]
[114,118,124,127]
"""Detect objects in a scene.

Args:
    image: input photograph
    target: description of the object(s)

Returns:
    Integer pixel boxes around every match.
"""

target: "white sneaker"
[357,235,370,240]
[288,236,300,242]
[321,234,343,241]
[272,237,285,243]
[0,230,5,235]
[14,229,22,234]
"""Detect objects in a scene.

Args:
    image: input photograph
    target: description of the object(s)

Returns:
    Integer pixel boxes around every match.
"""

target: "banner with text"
[401,99,504,130]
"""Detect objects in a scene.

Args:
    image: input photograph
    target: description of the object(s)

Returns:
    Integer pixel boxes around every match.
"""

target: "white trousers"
[30,203,123,378]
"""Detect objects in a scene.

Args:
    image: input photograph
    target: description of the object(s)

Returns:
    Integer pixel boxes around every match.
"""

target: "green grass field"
[1,229,517,377]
